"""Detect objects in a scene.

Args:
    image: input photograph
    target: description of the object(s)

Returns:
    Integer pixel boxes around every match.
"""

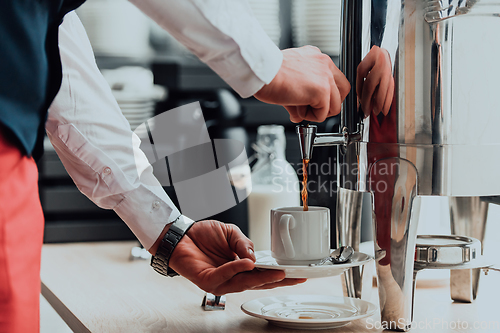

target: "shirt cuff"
[207,43,283,98]
[113,185,180,250]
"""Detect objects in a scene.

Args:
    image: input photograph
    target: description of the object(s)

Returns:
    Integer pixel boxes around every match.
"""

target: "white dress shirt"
[47,3,283,250]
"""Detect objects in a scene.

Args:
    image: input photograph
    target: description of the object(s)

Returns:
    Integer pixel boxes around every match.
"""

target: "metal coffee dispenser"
[296,0,500,330]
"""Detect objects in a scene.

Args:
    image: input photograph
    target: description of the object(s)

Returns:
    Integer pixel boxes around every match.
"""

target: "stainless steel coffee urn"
[297,0,500,330]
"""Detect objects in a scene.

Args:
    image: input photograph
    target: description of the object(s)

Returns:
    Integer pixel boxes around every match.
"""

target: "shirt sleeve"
[128,0,283,98]
[47,11,181,250]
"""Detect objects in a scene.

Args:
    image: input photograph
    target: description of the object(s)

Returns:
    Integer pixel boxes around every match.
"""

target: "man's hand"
[254,46,351,123]
[356,45,394,117]
[168,220,306,295]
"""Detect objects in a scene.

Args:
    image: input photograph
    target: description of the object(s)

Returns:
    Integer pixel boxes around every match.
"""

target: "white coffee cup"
[270,206,330,265]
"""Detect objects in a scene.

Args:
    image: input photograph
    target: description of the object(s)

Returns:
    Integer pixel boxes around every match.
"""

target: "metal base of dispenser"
[337,186,493,330]
[449,197,489,303]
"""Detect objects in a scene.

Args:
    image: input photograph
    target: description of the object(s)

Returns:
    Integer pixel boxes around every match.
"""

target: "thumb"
[201,258,255,290]
[226,224,256,262]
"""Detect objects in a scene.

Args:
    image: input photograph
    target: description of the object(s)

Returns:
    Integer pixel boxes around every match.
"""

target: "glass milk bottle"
[248,125,300,251]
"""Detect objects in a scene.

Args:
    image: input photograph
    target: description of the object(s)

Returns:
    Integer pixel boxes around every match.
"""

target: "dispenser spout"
[296,125,317,160]
[296,124,355,161]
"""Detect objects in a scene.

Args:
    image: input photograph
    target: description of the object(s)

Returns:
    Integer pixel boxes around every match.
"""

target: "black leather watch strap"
[151,215,195,277]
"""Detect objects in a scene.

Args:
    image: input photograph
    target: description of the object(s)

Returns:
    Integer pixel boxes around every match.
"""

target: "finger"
[326,63,341,117]
[370,87,379,116]
[297,105,310,120]
[356,76,365,104]
[356,47,378,99]
[330,64,351,102]
[361,69,381,115]
[304,80,330,122]
[212,269,286,295]
[201,258,255,290]
[252,278,308,290]
[327,60,349,117]
[226,224,256,262]
[304,104,329,123]
[382,78,394,116]
[336,74,351,102]
[374,68,391,115]
[328,78,342,117]
[285,106,303,123]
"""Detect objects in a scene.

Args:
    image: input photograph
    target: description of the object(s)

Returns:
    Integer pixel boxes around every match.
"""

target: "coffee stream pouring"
[296,0,500,331]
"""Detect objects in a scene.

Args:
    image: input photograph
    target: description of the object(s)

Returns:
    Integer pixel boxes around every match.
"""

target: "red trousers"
[0,131,44,333]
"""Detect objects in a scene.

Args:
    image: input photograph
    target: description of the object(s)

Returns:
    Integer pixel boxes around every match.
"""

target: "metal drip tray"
[415,235,482,270]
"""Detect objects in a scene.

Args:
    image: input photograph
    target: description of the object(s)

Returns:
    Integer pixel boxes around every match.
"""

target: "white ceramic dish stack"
[102,67,166,130]
[248,0,281,46]
[292,0,342,55]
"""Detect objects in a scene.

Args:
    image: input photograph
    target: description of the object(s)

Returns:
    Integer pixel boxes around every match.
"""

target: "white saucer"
[241,295,377,330]
[254,250,373,279]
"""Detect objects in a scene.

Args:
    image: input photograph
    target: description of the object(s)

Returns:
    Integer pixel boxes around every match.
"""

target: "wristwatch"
[151,215,195,277]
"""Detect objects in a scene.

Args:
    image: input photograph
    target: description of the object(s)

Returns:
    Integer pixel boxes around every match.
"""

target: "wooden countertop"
[41,241,500,333]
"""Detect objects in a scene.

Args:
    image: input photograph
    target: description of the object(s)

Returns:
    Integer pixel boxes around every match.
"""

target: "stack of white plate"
[248,0,281,46]
[115,99,157,131]
[102,67,167,130]
[76,0,151,58]
[292,0,342,55]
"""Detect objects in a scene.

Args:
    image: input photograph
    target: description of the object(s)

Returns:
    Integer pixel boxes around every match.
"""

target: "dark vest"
[0,0,85,160]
